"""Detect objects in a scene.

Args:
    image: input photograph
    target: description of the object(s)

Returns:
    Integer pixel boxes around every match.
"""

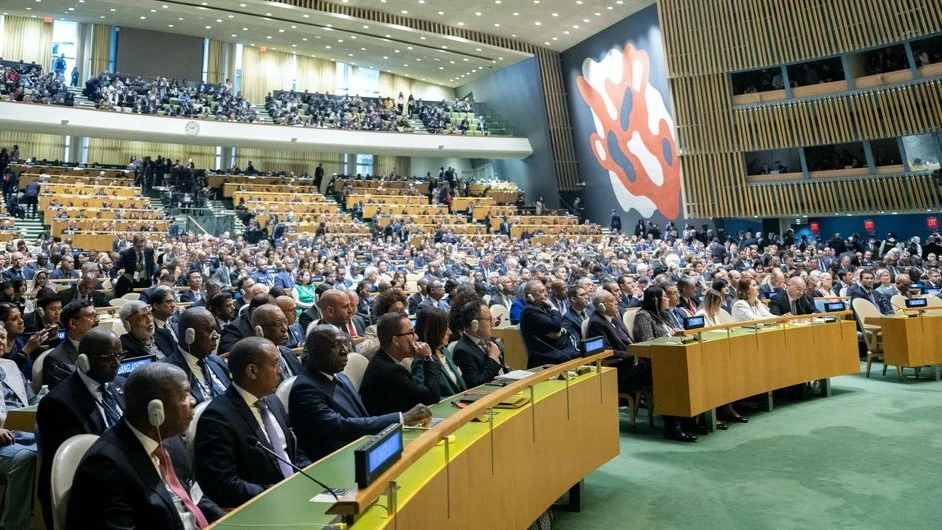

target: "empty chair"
[121,292,141,301]
[275,375,297,410]
[51,434,99,530]
[716,308,734,325]
[108,297,128,308]
[889,294,908,313]
[343,352,369,391]
[851,298,887,378]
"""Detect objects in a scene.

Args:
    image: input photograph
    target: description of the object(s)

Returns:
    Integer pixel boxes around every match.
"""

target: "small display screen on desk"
[355,423,403,489]
[905,298,928,308]
[923,288,940,297]
[117,355,156,376]
[580,336,605,356]
[683,315,705,330]
[823,301,845,312]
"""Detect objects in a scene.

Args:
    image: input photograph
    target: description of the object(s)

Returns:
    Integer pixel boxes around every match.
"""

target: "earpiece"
[37,306,44,319]
[255,325,265,338]
[595,303,606,313]
[469,319,479,333]
[527,294,535,303]
[76,353,89,373]
[147,399,165,428]
[184,327,195,345]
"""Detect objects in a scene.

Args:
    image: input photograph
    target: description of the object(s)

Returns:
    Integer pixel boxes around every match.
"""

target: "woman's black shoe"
[729,415,749,423]
[664,428,697,442]
[716,421,729,430]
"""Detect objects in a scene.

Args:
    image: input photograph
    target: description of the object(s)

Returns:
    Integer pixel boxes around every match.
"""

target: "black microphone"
[532,333,578,364]
[247,437,340,501]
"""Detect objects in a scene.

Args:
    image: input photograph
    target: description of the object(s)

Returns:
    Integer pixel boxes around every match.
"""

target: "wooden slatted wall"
[660,0,942,218]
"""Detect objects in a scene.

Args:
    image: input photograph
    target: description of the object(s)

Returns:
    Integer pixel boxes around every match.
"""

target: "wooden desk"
[491,325,527,370]
[629,316,859,419]
[870,313,942,380]
[40,195,151,210]
[347,195,427,208]
[65,232,162,252]
[451,196,494,212]
[211,355,618,530]
[362,204,446,220]
[208,175,315,191]
[223,183,319,198]
[40,183,139,197]
[52,219,169,236]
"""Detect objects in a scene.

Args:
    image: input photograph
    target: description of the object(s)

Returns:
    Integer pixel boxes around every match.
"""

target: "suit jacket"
[286,323,304,349]
[153,326,179,359]
[0,358,30,414]
[165,349,231,404]
[194,386,308,508]
[519,302,579,368]
[218,313,254,355]
[412,347,466,397]
[407,293,425,315]
[117,247,157,283]
[847,284,893,315]
[561,308,588,341]
[585,312,631,357]
[451,334,507,388]
[298,305,321,335]
[41,338,80,389]
[289,367,399,462]
[121,334,164,361]
[66,420,225,530]
[37,372,126,527]
[359,350,441,415]
[58,285,110,307]
[213,266,235,287]
[768,292,818,316]
[179,289,203,305]
[278,345,303,379]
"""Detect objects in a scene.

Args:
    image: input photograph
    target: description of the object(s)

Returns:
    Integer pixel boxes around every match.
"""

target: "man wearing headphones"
[151,286,181,356]
[194,337,309,508]
[250,304,302,380]
[120,300,172,361]
[451,299,509,388]
[218,293,274,356]
[585,291,637,387]
[67,363,225,528]
[166,307,230,404]
[519,279,580,368]
[23,291,62,334]
[37,328,126,528]
[41,299,100,389]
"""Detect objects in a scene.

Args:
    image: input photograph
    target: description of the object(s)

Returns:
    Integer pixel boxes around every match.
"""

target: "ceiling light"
[227,15,234,18]
[401,10,408,14]
[513,12,519,15]
[216,19,222,22]
[535,21,542,25]
[266,35,272,39]
[475,12,481,16]
[242,27,248,30]
[278,29,284,32]
[140,16,146,19]
[463,58,468,61]
[564,30,570,34]
[552,12,559,16]
[458,22,464,26]
[205,25,211,29]
[302,37,307,41]
[150,9,156,12]
[361,47,366,51]
[363,25,369,29]
[325,45,331,49]
[350,35,356,39]
[231,34,236,37]
[438,11,444,15]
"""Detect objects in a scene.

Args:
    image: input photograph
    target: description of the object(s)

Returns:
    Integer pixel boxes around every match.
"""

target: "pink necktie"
[154,445,209,529]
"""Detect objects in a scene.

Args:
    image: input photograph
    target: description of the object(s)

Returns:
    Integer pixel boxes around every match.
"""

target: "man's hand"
[486,341,501,361]
[402,405,433,427]
[547,331,562,340]
[0,429,15,447]
[409,338,432,359]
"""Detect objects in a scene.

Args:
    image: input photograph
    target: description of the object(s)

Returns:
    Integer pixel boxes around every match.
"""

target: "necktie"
[137,252,144,273]
[255,400,293,479]
[154,445,209,529]
[197,359,220,398]
[334,376,368,416]
[580,311,587,321]
[347,321,358,338]
[98,383,122,427]
[790,299,797,315]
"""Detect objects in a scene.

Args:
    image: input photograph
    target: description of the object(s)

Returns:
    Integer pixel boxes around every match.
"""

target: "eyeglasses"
[99,351,126,362]
[394,329,417,338]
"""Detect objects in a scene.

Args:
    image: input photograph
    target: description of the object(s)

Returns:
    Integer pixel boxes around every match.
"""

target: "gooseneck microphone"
[248,437,340,501]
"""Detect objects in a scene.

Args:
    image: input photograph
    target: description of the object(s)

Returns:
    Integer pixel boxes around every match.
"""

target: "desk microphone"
[890,302,921,317]
[532,334,579,362]
[247,437,340,501]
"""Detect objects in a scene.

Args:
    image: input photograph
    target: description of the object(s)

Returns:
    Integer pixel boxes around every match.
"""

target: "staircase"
[15,216,45,240]
[207,198,243,235]
[408,117,429,134]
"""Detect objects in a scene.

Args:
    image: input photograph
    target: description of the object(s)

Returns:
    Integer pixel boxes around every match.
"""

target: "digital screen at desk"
[905,298,928,308]
[354,423,403,489]
[683,315,705,330]
[823,301,845,312]
[580,336,605,356]
[923,288,940,297]
[910,282,923,290]
[117,354,156,376]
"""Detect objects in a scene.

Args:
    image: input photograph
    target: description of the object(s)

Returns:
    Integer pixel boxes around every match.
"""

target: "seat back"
[51,434,99,530]
[716,308,733,325]
[31,349,53,393]
[121,292,141,301]
[343,352,369,390]
[889,294,907,313]
[490,304,509,328]
[851,297,882,327]
[108,297,128,308]
[622,309,638,341]
[184,400,211,461]
[924,295,942,308]
[276,375,297,411]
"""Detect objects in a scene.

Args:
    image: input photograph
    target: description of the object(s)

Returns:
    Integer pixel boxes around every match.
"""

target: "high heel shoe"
[663,427,697,442]
[728,415,748,423]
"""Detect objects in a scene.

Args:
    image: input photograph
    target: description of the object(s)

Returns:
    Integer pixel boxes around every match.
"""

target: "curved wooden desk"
[211,352,618,529]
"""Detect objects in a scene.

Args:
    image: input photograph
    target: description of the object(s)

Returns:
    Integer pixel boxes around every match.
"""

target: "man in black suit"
[219,293,274,355]
[848,269,894,315]
[289,325,431,462]
[66,363,225,529]
[116,234,157,288]
[585,290,650,393]
[769,277,819,316]
[58,262,110,307]
[313,163,325,191]
[208,291,236,334]
[151,286,181,354]
[451,300,509,388]
[407,278,429,315]
[195,337,309,508]
[41,300,100,389]
[37,328,126,528]
[179,271,205,305]
[519,280,580,368]
[120,300,172,360]
[276,295,305,349]
[251,304,303,380]
[165,307,230,404]
[359,313,439,415]
[561,285,590,340]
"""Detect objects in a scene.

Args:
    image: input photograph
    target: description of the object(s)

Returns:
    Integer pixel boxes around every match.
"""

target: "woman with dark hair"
[412,307,466,398]
[731,277,773,322]
[29,270,50,300]
[9,279,26,314]
[0,302,53,378]
[632,286,697,443]
[357,288,407,359]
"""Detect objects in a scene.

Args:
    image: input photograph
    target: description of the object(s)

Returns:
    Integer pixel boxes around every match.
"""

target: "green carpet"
[554,363,942,529]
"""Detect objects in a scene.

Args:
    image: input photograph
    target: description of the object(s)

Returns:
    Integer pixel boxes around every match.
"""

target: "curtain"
[374,155,411,178]
[296,55,335,94]
[235,148,344,177]
[0,131,65,163]
[241,47,296,102]
[89,24,111,76]
[0,16,53,71]
[206,39,225,85]
[86,138,215,168]
[378,72,414,100]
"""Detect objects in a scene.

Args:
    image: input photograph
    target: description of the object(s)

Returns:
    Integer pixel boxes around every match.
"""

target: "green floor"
[554,363,942,529]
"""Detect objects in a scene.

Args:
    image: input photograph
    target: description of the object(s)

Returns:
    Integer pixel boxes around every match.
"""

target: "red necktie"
[154,445,209,529]
[347,321,358,338]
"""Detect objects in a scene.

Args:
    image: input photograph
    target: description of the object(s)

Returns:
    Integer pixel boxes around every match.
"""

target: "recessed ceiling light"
[139,16,146,19]
[350,35,356,39]
[552,12,559,16]
[463,58,468,62]
[401,10,408,14]
[325,45,331,49]
[494,23,500,27]
[438,11,444,15]
[227,15,233,18]
[475,12,481,16]
[242,27,248,30]
[216,19,222,22]
[363,25,369,29]
[458,22,464,26]
[535,21,542,25]
[231,34,236,37]
[266,35,272,39]
[513,12,519,15]
[292,44,297,48]
[278,29,284,32]
[361,47,366,51]
[149,9,156,12]
[302,37,307,41]
[205,25,211,29]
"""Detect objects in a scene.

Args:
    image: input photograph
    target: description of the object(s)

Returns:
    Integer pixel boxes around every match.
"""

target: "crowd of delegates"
[414,98,487,135]
[84,72,258,122]
[265,90,406,131]
[0,61,74,106]
[2,206,941,526]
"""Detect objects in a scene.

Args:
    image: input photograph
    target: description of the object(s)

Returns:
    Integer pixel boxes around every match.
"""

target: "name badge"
[189,481,203,504]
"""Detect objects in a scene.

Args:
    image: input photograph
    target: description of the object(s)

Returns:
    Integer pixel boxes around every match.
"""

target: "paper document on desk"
[496,370,534,382]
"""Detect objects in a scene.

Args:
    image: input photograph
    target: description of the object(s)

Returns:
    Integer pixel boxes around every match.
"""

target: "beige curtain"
[378,72,414,100]
[0,16,53,71]
[89,24,111,75]
[206,39,225,85]
[296,55,335,94]
[86,138,215,168]
[0,131,65,162]
[373,155,410,178]
[235,148,343,177]
[241,47,296,102]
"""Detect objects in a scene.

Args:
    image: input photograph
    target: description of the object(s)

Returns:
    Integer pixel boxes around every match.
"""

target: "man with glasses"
[250,304,302,380]
[359,313,440,415]
[36,328,126,528]
[289,325,431,462]
[41,300,100,389]
[119,300,171,361]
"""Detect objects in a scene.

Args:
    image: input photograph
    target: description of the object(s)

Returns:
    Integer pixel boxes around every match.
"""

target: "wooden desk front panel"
[874,315,942,368]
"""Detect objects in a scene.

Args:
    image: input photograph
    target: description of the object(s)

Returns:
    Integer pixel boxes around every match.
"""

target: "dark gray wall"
[457,58,559,207]
[116,27,203,81]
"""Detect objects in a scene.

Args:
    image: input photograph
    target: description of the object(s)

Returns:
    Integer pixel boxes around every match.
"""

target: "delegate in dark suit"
[768,292,818,316]
[165,349,231,404]
[847,283,893,315]
[153,326,179,359]
[451,334,506,388]
[116,246,157,287]
[40,338,80,389]
[194,386,309,508]
[58,286,110,307]
[561,308,587,341]
[218,313,254,355]
[36,372,126,527]
[289,368,400,462]
[519,301,579,368]
[278,345,303,379]
[359,350,440,415]
[66,420,225,529]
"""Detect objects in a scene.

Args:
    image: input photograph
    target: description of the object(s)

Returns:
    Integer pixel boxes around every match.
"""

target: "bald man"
[769,276,818,316]
[275,295,305,348]
[166,307,230,403]
[251,304,303,380]
[311,289,357,352]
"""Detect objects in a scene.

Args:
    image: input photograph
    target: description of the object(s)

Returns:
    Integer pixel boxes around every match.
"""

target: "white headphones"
[147,399,165,428]
[76,353,90,373]
[469,318,479,333]
[255,325,265,338]
[184,327,196,345]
